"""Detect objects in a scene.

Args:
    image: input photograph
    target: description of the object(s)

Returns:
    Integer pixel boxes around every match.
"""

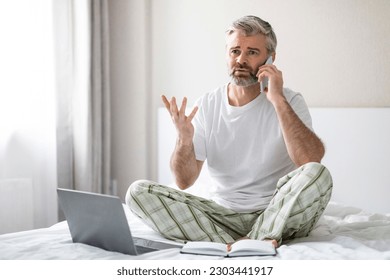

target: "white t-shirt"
[192,83,312,213]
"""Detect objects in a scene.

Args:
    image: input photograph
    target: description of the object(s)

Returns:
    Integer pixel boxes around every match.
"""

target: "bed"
[1,107,390,260]
[0,200,389,260]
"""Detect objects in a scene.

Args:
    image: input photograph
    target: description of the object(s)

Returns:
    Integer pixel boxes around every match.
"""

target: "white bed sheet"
[1,201,389,260]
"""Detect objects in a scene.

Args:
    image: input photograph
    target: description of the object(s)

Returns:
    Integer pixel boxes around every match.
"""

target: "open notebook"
[180,239,276,257]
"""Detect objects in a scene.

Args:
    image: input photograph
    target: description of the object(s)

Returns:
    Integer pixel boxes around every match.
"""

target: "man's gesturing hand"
[161,95,198,146]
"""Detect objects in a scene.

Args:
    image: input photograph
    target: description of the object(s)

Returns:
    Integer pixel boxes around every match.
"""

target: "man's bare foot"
[264,238,278,248]
[227,236,278,251]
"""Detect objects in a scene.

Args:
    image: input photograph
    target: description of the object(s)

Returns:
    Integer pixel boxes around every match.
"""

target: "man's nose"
[236,54,247,65]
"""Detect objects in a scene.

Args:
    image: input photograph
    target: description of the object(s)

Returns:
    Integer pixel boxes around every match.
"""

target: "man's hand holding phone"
[257,56,285,105]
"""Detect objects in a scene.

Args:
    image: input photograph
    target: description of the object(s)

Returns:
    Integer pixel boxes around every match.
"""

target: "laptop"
[57,188,182,255]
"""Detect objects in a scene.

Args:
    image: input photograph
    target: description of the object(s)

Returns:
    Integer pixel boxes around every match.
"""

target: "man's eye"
[231,49,240,55]
[248,50,258,55]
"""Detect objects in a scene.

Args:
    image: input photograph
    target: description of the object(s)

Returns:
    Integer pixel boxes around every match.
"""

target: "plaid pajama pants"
[125,162,333,244]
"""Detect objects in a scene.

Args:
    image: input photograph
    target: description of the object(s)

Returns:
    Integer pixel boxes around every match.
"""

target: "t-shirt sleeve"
[192,97,207,161]
[288,92,313,131]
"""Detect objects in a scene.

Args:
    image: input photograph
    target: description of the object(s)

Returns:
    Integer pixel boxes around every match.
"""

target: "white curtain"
[0,0,57,230]
[53,0,111,195]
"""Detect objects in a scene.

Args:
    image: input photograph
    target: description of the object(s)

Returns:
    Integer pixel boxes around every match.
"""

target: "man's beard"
[229,68,259,87]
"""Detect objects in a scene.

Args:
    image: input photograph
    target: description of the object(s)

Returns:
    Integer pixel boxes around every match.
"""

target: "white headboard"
[158,107,390,214]
[309,108,390,214]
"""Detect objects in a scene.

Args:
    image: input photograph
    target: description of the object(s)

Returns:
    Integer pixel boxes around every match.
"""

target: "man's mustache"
[231,66,257,79]
[233,65,252,72]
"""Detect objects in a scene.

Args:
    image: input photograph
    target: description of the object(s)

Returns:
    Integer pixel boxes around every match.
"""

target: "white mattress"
[1,201,389,260]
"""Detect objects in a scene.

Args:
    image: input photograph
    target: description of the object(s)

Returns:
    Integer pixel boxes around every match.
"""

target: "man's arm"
[171,142,204,189]
[162,95,203,189]
[258,64,325,166]
[273,98,325,165]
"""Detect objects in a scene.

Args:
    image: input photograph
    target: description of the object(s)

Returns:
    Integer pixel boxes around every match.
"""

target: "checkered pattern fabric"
[126,162,332,244]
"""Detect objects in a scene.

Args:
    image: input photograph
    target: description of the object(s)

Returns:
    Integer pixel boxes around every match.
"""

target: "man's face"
[226,32,269,87]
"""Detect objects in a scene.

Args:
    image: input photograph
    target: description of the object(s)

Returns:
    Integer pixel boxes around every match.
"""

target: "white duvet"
[0,201,389,260]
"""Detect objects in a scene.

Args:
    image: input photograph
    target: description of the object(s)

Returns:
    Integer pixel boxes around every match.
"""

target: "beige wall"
[109,0,390,199]
[151,0,390,107]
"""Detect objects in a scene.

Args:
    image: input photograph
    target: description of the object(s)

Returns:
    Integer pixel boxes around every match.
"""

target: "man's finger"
[161,95,171,113]
[170,97,179,121]
[187,106,198,122]
[179,97,187,116]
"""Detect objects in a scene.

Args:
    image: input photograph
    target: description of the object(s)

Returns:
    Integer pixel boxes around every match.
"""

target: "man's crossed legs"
[126,162,333,246]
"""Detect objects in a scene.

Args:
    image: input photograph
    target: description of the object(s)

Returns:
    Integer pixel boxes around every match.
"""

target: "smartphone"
[260,56,273,94]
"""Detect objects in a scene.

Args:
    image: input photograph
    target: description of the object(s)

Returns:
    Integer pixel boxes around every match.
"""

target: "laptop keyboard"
[133,237,182,252]
[135,245,158,254]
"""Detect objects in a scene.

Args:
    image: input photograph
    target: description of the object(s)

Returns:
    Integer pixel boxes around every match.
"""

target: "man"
[126,15,332,247]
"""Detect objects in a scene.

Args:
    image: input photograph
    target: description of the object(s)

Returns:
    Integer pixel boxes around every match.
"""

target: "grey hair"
[226,15,277,54]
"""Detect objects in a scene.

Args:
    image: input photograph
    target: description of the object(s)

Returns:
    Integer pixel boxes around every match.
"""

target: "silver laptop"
[57,188,182,255]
